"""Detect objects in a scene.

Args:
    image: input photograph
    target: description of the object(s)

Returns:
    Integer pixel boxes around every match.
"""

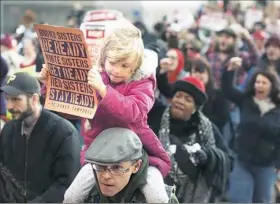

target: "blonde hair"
[99,23,144,70]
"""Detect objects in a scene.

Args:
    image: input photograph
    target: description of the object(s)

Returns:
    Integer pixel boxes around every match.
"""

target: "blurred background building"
[3,0,279,34]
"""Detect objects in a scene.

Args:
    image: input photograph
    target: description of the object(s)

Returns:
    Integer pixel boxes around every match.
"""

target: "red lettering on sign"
[86,30,105,39]
[83,10,120,22]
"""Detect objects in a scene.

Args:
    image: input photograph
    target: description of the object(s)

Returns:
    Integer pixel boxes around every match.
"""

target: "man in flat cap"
[64,127,179,203]
[84,127,149,203]
[0,72,81,202]
[72,127,176,203]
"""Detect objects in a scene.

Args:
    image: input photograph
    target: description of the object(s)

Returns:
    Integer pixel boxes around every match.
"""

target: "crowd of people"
[1,0,280,203]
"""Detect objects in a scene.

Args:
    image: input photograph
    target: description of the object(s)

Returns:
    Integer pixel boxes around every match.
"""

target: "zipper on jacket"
[24,136,29,198]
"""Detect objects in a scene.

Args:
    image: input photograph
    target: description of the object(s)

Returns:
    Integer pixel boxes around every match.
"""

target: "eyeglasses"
[193,66,206,73]
[166,55,177,61]
[91,162,137,176]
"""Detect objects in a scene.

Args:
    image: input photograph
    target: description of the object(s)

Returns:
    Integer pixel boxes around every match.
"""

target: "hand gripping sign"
[79,9,124,67]
[34,24,98,119]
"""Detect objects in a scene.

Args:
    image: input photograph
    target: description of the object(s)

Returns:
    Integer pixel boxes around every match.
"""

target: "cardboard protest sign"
[80,10,124,67]
[34,24,97,119]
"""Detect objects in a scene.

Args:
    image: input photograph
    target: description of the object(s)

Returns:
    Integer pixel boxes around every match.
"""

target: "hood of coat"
[129,48,158,82]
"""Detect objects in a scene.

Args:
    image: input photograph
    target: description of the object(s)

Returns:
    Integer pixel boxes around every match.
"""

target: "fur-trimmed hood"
[129,48,158,82]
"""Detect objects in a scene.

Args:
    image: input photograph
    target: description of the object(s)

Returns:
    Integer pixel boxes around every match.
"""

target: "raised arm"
[156,72,174,98]
[221,57,246,107]
[156,57,177,98]
[240,31,259,70]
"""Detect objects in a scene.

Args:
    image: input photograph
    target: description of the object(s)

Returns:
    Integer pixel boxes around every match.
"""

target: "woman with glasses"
[156,48,187,105]
[159,48,187,84]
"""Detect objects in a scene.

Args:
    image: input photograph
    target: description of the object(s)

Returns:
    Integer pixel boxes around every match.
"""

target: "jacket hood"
[128,48,158,82]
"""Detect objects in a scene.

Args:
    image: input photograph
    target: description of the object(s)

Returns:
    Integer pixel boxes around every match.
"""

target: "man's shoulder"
[1,119,19,135]
[40,109,77,135]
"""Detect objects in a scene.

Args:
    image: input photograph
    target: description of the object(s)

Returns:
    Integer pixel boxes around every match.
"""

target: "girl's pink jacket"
[41,50,171,177]
[81,66,171,177]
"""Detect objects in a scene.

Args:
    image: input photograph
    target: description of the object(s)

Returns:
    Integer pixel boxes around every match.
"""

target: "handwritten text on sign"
[34,24,97,119]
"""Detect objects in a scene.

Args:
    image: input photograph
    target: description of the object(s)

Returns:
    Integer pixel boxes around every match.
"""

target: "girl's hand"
[88,68,107,98]
[228,57,242,71]
[84,119,91,132]
[38,64,49,84]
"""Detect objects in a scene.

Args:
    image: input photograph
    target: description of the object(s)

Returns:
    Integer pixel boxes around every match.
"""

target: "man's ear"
[131,160,142,174]
[31,94,40,106]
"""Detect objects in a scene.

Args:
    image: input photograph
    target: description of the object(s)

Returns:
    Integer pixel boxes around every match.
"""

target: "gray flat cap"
[85,128,143,165]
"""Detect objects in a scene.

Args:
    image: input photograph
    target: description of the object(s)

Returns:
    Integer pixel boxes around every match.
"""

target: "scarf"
[158,106,215,202]
[253,97,276,116]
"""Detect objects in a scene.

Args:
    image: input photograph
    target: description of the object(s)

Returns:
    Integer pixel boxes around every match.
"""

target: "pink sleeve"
[140,128,171,177]
[149,155,171,178]
[98,79,154,123]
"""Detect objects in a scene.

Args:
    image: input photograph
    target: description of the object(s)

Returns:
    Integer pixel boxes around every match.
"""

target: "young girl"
[39,22,171,203]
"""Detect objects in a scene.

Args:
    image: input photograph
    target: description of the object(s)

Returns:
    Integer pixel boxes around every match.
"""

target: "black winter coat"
[222,70,280,167]
[0,109,81,202]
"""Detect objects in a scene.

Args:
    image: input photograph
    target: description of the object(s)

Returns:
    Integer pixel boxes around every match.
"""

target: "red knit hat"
[173,76,207,106]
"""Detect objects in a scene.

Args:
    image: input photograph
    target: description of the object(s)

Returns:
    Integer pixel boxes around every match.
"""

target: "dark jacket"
[201,89,230,131]
[148,101,233,199]
[222,70,280,167]
[0,109,81,202]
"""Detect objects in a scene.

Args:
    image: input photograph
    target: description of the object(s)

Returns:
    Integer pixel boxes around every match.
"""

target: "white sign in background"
[80,10,125,67]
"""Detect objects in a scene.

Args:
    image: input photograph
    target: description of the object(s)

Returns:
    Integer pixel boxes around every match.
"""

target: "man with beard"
[0,72,81,202]
[258,34,280,78]
[207,27,258,148]
[207,27,258,89]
